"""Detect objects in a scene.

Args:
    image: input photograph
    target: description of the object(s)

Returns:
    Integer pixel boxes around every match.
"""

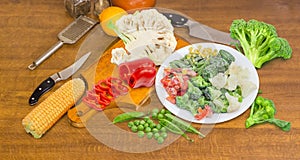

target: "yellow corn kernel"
[22,78,85,138]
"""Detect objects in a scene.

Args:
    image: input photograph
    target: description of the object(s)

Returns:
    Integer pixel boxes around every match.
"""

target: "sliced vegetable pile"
[246,96,291,131]
[113,108,205,144]
[82,77,129,111]
[230,19,292,68]
[161,45,257,120]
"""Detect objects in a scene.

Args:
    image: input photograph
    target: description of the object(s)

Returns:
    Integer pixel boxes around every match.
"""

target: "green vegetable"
[137,131,145,138]
[131,125,138,132]
[113,112,145,124]
[164,113,205,138]
[147,132,153,139]
[218,49,235,64]
[159,119,194,142]
[157,137,164,144]
[154,133,160,140]
[230,19,292,68]
[137,125,144,131]
[176,94,198,116]
[190,75,210,89]
[245,96,291,131]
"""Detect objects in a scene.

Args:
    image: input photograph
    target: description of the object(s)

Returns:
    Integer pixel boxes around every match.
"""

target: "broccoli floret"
[190,75,210,89]
[187,81,202,100]
[230,19,292,68]
[176,93,198,115]
[245,96,291,131]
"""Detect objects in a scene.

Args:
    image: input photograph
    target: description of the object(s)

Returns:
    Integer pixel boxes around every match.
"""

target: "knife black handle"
[163,13,188,27]
[29,77,55,106]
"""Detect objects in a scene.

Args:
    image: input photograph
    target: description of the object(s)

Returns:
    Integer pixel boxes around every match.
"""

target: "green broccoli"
[176,93,198,115]
[190,75,210,89]
[245,96,291,131]
[187,81,203,100]
[230,19,292,68]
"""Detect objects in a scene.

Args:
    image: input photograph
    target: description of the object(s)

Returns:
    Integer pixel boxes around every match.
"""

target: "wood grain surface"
[1,0,300,159]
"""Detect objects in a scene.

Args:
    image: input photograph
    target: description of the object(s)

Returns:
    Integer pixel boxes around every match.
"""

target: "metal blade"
[54,52,91,81]
[186,20,238,45]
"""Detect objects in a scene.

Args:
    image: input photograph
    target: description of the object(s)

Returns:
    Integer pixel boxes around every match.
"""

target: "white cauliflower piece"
[209,73,227,89]
[225,92,241,113]
[111,9,177,65]
[111,48,130,65]
[239,80,257,97]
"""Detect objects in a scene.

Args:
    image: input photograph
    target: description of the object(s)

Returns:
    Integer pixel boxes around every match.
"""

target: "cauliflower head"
[111,9,177,65]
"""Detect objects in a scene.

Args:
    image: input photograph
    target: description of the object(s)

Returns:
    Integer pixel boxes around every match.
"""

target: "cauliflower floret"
[111,9,177,65]
[209,73,227,89]
[225,92,241,112]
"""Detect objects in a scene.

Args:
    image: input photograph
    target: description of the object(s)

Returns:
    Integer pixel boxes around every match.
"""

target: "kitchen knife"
[163,13,238,45]
[29,52,91,106]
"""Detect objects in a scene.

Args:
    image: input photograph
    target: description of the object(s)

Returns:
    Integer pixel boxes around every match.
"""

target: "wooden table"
[1,0,299,159]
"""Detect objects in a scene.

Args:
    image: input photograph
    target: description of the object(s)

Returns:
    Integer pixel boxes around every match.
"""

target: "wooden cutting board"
[67,36,190,128]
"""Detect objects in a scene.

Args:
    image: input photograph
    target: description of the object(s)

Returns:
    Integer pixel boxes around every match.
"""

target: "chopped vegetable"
[230,19,292,68]
[161,45,257,119]
[83,77,128,111]
[22,78,86,138]
[245,96,291,131]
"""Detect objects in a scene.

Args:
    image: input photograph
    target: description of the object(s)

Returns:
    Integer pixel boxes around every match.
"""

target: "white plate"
[155,43,259,124]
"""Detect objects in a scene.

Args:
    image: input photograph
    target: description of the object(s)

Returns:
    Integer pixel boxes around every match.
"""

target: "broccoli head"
[230,19,292,68]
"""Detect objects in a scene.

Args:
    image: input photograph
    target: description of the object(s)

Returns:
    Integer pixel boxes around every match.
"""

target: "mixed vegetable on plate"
[156,43,259,123]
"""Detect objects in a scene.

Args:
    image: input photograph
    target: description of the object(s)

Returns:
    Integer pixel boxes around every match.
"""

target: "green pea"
[152,108,159,114]
[144,123,149,128]
[146,119,153,124]
[160,108,166,114]
[160,127,167,132]
[157,137,164,144]
[154,133,160,140]
[137,125,144,131]
[134,120,140,126]
[149,123,156,129]
[147,132,153,139]
[161,132,168,139]
[140,120,146,125]
[127,121,134,128]
[131,125,138,132]
[152,128,159,133]
[152,112,158,119]
[157,113,164,120]
[145,127,152,133]
[137,131,145,138]
[156,123,162,130]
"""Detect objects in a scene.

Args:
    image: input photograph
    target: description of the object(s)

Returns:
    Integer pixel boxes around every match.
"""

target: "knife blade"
[29,52,91,106]
[163,13,238,45]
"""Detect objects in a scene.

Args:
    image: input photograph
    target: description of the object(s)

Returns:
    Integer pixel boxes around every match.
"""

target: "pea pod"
[159,119,194,142]
[113,111,145,124]
[164,113,205,138]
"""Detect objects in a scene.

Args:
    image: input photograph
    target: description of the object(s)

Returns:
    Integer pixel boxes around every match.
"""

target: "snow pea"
[112,112,145,124]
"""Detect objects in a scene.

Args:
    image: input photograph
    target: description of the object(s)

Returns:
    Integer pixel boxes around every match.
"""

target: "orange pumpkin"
[111,0,156,11]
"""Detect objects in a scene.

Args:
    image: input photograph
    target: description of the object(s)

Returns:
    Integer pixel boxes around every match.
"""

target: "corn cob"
[22,78,85,138]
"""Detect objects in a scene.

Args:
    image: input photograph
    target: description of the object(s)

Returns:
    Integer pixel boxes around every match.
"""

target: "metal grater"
[28,15,98,70]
